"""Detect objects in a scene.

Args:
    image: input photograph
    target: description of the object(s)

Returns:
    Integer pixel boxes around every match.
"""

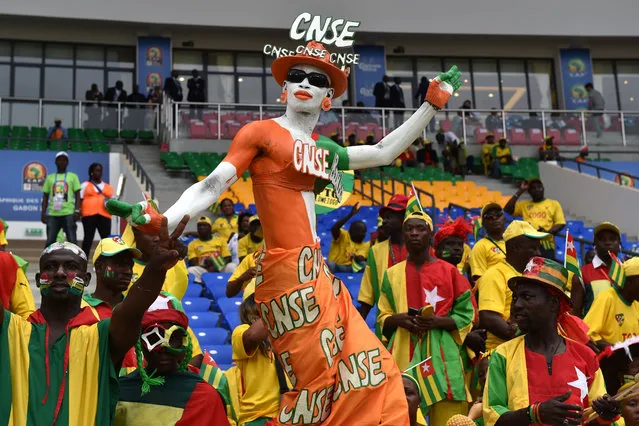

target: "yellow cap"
[92,236,142,264]
[594,221,620,238]
[503,220,549,242]
[249,215,260,223]
[481,202,502,219]
[403,211,433,230]
[197,216,212,226]
[623,257,639,278]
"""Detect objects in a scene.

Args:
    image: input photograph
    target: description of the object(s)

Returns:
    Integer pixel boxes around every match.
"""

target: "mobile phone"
[408,307,420,317]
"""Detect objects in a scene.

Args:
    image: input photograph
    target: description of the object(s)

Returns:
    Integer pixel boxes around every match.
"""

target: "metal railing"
[170,101,639,147]
[557,158,639,186]
[0,97,161,136]
[352,170,437,229]
[447,201,638,259]
[122,144,155,198]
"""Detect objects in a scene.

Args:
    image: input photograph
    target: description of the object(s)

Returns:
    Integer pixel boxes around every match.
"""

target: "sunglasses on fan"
[286,69,331,88]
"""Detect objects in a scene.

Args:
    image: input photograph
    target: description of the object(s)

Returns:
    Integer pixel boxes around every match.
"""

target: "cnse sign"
[289,13,361,48]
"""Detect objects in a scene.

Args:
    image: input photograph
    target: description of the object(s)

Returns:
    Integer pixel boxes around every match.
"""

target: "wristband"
[595,414,621,425]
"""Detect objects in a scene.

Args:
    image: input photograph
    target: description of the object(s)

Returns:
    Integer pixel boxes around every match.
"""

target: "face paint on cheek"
[67,271,86,296]
[441,248,452,258]
[104,265,117,280]
[39,272,52,296]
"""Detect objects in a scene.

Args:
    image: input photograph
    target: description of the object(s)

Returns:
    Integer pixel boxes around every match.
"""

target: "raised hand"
[349,202,361,217]
[538,391,583,426]
[425,65,463,110]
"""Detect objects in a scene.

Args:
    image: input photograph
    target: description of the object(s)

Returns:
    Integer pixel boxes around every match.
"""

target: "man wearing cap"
[538,135,559,161]
[187,216,236,283]
[0,215,189,424]
[585,256,639,350]
[47,117,68,140]
[477,220,548,351]
[469,203,507,281]
[237,215,263,262]
[41,151,82,247]
[572,222,622,317]
[504,178,566,260]
[378,210,475,425]
[483,257,620,426]
[482,133,496,175]
[358,194,409,321]
[328,203,370,273]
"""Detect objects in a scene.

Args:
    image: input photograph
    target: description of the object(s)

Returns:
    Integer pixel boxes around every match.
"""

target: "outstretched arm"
[345,67,462,170]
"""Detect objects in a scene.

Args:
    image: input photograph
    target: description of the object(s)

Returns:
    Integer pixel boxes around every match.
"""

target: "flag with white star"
[564,230,581,278]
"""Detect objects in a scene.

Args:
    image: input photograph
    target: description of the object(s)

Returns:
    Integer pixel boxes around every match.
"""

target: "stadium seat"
[188,311,221,329]
[194,328,229,346]
[68,128,85,141]
[493,129,505,140]
[202,273,232,301]
[546,128,561,144]
[440,119,452,132]
[86,129,105,141]
[30,140,48,151]
[189,121,207,138]
[49,140,68,151]
[205,345,233,365]
[30,127,47,139]
[91,142,110,153]
[217,297,242,317]
[564,128,580,145]
[11,126,29,138]
[103,129,119,139]
[528,128,544,144]
[120,129,138,140]
[8,140,26,150]
[509,128,527,145]
[184,283,204,298]
[182,298,212,313]
[138,130,154,141]
[0,126,9,139]
[475,127,489,142]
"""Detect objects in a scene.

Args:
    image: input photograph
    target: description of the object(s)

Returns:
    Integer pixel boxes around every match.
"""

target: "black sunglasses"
[286,69,330,88]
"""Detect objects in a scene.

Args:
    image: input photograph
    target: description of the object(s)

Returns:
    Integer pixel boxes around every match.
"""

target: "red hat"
[380,194,409,215]
[271,41,349,98]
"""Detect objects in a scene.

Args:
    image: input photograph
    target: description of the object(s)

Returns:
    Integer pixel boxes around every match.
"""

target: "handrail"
[554,149,639,161]
[446,201,637,259]
[352,171,438,230]
[557,158,639,185]
[122,144,155,198]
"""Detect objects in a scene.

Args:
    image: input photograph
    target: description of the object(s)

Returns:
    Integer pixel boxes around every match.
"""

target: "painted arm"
[345,67,462,170]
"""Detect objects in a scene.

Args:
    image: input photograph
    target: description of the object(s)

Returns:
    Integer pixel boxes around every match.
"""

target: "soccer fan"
[358,194,408,320]
[231,294,281,425]
[327,203,370,273]
[112,40,462,424]
[237,215,263,262]
[115,292,229,425]
[538,135,559,161]
[572,221,621,317]
[83,237,204,373]
[478,220,547,351]
[187,216,236,283]
[504,178,565,260]
[490,137,515,178]
[585,256,639,350]
[402,373,427,426]
[433,216,473,275]
[226,250,260,300]
[469,203,506,281]
[378,211,475,425]
[122,223,190,300]
[483,257,620,426]
[211,198,239,242]
[0,251,35,319]
[482,133,496,175]
[0,215,187,424]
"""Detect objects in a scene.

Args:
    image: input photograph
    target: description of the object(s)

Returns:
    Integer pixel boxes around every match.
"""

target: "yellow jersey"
[231,324,280,424]
[187,237,231,265]
[237,235,263,260]
[327,228,370,266]
[584,287,639,345]
[211,215,238,242]
[7,266,36,319]
[229,254,257,301]
[469,238,506,279]
[456,243,471,274]
[128,259,189,301]
[513,198,565,249]
[492,145,512,164]
[477,261,520,351]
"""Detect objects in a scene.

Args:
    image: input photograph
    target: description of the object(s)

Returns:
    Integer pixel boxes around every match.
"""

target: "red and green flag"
[199,351,237,422]
[608,251,626,289]
[406,184,423,216]
[564,230,581,278]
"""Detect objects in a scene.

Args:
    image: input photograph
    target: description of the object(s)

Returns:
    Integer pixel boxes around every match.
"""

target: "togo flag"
[406,185,422,217]
[609,251,626,289]
[199,351,237,422]
[564,231,581,278]
[404,339,446,412]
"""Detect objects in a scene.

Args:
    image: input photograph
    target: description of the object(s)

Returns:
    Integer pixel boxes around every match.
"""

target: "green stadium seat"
[103,129,119,139]
[30,127,48,139]
[9,140,27,150]
[0,126,9,138]
[161,152,186,170]
[11,126,29,138]
[70,141,90,152]
[85,129,105,141]
[91,142,110,153]
[120,130,138,140]
[68,128,85,141]
[49,140,68,151]
[138,130,154,141]
[30,140,48,151]
[0,140,6,149]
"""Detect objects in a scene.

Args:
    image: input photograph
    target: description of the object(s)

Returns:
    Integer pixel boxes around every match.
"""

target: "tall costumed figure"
[108,39,461,424]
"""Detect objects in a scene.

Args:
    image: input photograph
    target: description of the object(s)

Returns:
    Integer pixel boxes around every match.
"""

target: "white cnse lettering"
[289,12,360,48]
[260,285,321,339]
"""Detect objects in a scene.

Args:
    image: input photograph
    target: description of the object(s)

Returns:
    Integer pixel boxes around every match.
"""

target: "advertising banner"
[353,45,386,107]
[137,37,172,96]
[559,48,593,110]
[0,151,109,221]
